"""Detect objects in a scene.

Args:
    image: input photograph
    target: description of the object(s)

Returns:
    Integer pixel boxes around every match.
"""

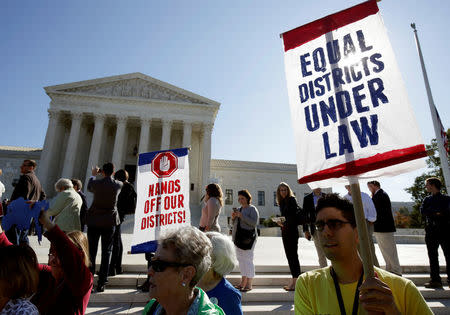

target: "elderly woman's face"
[147,246,187,301]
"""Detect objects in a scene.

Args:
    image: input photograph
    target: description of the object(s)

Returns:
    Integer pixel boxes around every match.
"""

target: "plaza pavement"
[29,217,443,268]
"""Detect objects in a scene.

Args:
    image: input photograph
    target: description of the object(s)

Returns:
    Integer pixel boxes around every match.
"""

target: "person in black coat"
[7,159,46,245]
[110,169,136,277]
[86,162,123,292]
[276,182,306,291]
[367,181,401,276]
[302,188,328,268]
[71,179,88,232]
[420,177,450,288]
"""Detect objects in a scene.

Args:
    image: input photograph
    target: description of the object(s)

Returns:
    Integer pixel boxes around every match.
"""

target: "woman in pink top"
[199,184,223,232]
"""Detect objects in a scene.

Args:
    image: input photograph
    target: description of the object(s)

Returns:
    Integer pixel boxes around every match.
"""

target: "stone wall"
[0,146,42,200]
[210,159,314,231]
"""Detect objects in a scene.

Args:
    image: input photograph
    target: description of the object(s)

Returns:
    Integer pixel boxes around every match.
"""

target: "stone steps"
[89,284,450,304]
[98,272,449,287]
[87,264,450,314]
[87,295,450,314]
[98,263,446,274]
[86,301,450,315]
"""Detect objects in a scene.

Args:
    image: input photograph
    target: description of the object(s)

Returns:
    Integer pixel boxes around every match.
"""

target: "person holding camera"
[86,163,122,292]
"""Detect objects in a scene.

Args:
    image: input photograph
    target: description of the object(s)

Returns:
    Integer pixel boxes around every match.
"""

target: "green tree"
[405,129,450,228]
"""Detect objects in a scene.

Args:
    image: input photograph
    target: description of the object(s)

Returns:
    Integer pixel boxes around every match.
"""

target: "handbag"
[234,217,256,250]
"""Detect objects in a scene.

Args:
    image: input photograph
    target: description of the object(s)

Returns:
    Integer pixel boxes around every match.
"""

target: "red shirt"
[0,226,93,314]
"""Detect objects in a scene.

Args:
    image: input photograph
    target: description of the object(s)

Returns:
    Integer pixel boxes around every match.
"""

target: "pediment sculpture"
[59,78,207,104]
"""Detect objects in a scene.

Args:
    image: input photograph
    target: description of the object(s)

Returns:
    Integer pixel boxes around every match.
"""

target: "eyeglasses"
[150,259,191,272]
[315,219,352,232]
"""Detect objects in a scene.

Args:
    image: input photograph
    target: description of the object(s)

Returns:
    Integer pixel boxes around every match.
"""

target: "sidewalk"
[29,230,445,269]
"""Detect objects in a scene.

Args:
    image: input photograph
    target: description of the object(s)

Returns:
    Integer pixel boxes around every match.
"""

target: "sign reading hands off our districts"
[131,148,190,254]
[282,0,427,185]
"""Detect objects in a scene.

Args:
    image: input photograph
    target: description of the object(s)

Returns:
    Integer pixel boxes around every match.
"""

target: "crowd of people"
[0,158,448,314]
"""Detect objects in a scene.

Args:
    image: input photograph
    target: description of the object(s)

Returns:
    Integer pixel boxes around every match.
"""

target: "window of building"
[258,191,265,206]
[225,189,233,205]
[273,191,278,206]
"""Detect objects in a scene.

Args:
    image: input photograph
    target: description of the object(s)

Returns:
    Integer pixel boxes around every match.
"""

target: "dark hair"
[23,159,37,168]
[367,180,380,188]
[71,178,82,190]
[114,169,129,182]
[102,162,114,176]
[206,183,223,206]
[238,189,252,204]
[316,193,356,228]
[426,177,442,190]
[0,245,39,299]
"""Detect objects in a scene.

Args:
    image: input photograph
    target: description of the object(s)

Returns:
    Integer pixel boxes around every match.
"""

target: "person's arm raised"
[40,210,92,296]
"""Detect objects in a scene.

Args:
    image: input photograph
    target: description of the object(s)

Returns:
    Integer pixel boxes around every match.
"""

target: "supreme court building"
[0,73,311,226]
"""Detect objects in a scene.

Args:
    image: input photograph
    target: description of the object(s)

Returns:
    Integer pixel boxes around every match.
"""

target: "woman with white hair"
[46,178,83,232]
[143,226,224,314]
[198,232,243,315]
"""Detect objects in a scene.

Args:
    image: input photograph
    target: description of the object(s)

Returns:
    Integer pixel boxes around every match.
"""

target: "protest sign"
[282,0,427,186]
[130,147,190,254]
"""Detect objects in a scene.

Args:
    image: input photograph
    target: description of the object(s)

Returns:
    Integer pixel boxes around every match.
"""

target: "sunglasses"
[150,259,191,272]
[315,219,352,232]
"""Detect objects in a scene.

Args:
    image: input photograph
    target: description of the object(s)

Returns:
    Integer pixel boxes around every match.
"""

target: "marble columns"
[182,121,192,147]
[61,112,83,178]
[111,116,127,168]
[37,109,62,192]
[160,119,172,150]
[201,123,212,189]
[84,114,106,187]
[138,118,151,154]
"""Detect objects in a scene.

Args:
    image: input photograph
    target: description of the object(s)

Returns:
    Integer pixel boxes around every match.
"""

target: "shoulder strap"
[145,300,159,314]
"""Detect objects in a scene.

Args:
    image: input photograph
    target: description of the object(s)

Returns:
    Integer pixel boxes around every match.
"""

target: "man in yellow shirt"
[295,193,432,314]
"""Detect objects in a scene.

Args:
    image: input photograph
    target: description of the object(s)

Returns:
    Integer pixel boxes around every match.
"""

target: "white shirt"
[344,192,377,222]
[0,180,5,199]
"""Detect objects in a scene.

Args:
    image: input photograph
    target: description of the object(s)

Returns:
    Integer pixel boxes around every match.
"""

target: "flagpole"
[411,23,450,193]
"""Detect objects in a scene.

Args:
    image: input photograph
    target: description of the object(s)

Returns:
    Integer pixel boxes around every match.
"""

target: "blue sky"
[1,0,448,201]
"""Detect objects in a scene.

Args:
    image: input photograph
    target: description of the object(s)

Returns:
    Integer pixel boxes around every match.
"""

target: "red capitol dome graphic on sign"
[151,151,178,178]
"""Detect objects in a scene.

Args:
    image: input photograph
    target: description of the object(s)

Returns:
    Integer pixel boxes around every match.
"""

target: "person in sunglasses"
[142,226,225,315]
[295,193,432,315]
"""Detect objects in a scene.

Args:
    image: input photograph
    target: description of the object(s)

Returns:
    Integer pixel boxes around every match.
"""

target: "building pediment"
[44,73,219,106]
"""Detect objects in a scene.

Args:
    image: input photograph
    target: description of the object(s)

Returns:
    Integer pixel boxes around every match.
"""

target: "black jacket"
[10,171,46,202]
[279,196,307,235]
[86,176,123,228]
[302,192,325,236]
[420,192,450,226]
[372,189,396,233]
[117,181,137,222]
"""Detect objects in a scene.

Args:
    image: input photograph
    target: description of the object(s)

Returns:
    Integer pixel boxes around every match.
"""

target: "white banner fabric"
[130,148,190,254]
[282,0,427,185]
